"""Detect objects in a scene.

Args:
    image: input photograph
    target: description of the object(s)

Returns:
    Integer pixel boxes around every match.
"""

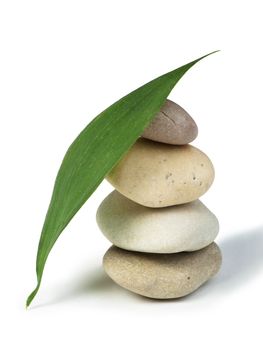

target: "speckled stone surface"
[106,138,215,208]
[142,99,198,145]
[103,243,222,299]
[97,191,219,253]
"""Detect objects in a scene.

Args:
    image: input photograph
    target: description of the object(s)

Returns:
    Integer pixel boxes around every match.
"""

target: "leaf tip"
[26,294,33,309]
[26,284,40,309]
[197,50,220,62]
[209,49,221,54]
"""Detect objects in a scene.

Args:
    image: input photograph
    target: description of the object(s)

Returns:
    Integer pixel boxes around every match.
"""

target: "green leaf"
[26,51,218,307]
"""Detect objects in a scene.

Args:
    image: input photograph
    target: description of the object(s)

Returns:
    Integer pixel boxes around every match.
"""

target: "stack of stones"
[96,100,222,299]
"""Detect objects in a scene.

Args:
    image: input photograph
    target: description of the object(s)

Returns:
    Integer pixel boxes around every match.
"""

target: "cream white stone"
[97,191,219,253]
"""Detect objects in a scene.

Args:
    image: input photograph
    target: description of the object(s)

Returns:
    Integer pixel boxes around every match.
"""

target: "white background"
[1,0,263,349]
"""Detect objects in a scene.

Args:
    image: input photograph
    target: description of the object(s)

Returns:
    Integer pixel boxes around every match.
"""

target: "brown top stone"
[142,99,198,145]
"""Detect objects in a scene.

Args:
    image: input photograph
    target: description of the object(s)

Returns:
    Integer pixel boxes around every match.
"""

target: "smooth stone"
[106,138,215,208]
[142,99,198,145]
[103,243,222,299]
[97,191,219,253]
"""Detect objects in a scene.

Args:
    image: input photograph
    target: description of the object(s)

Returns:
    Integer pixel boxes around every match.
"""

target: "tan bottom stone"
[103,243,222,299]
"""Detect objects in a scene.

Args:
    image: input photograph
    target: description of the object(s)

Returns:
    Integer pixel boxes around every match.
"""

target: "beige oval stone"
[97,191,219,253]
[106,139,215,207]
[142,100,198,145]
[103,243,222,299]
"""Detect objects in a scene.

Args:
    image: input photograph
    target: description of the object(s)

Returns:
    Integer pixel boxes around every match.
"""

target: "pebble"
[97,191,219,253]
[103,243,222,299]
[106,138,215,207]
[142,99,198,145]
